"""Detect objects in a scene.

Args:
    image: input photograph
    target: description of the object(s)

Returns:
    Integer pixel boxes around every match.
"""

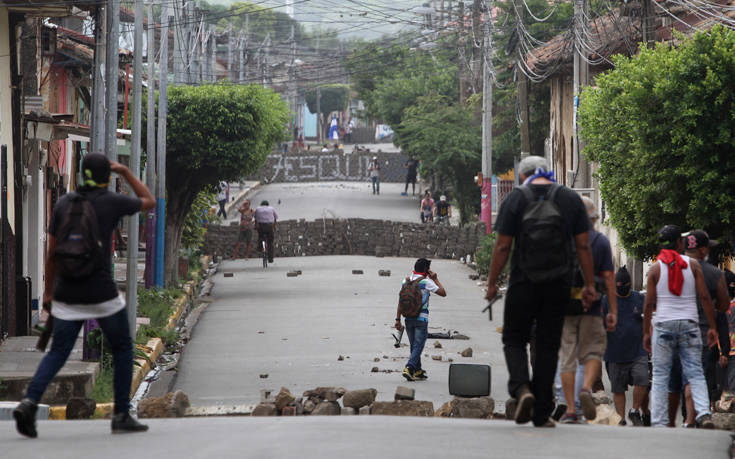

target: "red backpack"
[398,277,424,318]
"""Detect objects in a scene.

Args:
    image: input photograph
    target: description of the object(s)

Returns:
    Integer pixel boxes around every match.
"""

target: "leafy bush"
[137,287,183,328]
[475,232,509,282]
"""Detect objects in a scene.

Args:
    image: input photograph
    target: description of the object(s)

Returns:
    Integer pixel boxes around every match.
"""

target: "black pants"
[218,199,227,219]
[503,279,569,425]
[257,223,275,262]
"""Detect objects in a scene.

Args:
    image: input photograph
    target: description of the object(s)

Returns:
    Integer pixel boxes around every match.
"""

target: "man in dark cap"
[602,266,650,426]
[643,224,718,428]
[14,153,155,438]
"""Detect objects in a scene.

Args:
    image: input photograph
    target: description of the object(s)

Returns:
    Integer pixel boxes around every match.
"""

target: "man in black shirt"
[403,158,419,196]
[14,153,155,438]
[485,155,596,427]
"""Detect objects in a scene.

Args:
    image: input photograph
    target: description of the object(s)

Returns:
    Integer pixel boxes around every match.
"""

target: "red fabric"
[658,249,688,296]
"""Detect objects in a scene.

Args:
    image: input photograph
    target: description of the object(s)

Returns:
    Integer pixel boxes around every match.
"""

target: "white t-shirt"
[655,255,698,324]
[52,294,126,321]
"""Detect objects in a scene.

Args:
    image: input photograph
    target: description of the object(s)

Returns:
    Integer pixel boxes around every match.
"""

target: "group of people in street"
[328,116,355,143]
[419,191,452,224]
[482,155,729,429]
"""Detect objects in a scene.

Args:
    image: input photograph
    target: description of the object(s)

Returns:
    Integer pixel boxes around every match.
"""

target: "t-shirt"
[369,161,380,178]
[586,229,614,316]
[49,188,142,307]
[401,273,439,323]
[239,208,254,229]
[602,291,647,362]
[421,198,435,211]
[696,261,723,333]
[436,201,450,217]
[254,206,278,224]
[405,159,419,177]
[494,183,590,287]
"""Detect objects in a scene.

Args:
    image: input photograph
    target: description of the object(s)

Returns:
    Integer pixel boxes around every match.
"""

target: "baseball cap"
[581,196,599,221]
[657,224,682,248]
[682,229,717,250]
[81,152,111,188]
[440,195,446,202]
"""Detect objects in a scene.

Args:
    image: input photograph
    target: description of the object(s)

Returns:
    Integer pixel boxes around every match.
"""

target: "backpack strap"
[546,183,562,202]
[518,185,535,203]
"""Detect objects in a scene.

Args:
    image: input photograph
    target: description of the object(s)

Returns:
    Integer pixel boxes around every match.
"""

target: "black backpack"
[517,184,573,283]
[53,192,104,280]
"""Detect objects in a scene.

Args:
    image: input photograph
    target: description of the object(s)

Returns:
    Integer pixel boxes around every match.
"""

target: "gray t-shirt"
[697,260,723,331]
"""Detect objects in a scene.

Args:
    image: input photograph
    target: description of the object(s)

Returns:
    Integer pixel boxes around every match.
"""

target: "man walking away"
[643,225,718,428]
[403,157,419,196]
[395,258,446,381]
[603,266,650,426]
[368,156,381,195]
[232,199,255,260]
[485,155,596,428]
[254,200,278,263]
[14,153,155,437]
[216,181,228,219]
[559,197,617,423]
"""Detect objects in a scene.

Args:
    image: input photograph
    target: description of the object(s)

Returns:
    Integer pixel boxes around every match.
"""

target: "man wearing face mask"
[602,266,650,426]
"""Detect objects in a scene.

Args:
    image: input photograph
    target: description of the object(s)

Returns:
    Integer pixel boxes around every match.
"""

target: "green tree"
[579,26,735,259]
[160,83,288,284]
[304,84,350,141]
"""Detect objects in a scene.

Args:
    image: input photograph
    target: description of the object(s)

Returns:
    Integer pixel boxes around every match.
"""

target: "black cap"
[657,224,681,249]
[682,229,718,250]
[414,258,431,274]
[615,266,631,285]
[260,200,269,206]
[81,152,110,188]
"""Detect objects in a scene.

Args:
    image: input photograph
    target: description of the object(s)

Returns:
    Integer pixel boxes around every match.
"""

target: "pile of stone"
[712,392,735,430]
[202,218,486,261]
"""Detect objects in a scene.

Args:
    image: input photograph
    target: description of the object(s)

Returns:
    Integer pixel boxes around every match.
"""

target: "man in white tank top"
[643,224,718,428]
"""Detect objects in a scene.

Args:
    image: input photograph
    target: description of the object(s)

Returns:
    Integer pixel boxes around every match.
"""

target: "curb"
[47,256,210,420]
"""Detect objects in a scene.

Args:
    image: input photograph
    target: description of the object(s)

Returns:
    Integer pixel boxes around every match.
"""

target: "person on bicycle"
[434,195,452,224]
[254,200,277,263]
[420,191,435,223]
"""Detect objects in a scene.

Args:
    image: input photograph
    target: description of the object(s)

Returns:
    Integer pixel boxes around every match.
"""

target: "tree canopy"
[579,26,735,259]
[160,83,288,283]
[304,84,350,140]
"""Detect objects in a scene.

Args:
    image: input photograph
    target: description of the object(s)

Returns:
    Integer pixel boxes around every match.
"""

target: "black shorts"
[606,356,650,393]
[406,175,416,184]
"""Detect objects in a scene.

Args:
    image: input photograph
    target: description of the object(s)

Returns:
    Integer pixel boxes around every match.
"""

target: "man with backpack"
[13,153,155,438]
[485,155,596,428]
[395,258,447,381]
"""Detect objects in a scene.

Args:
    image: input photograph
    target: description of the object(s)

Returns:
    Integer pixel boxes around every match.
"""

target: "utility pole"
[289,24,296,137]
[244,15,249,83]
[440,0,445,27]
[480,0,493,233]
[173,0,181,84]
[155,1,169,287]
[316,30,321,143]
[458,1,466,103]
[91,6,106,152]
[145,0,156,288]
[106,0,120,182]
[572,0,589,188]
[642,0,655,49]
[264,32,270,87]
[210,25,216,82]
[238,29,244,83]
[447,0,453,23]
[127,0,144,340]
[227,20,233,81]
[516,1,530,156]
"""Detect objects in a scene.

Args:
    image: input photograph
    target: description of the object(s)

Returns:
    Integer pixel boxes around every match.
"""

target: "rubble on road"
[460,348,473,357]
[223,272,234,278]
[352,269,364,275]
[433,341,442,349]
[65,397,96,420]
[378,270,391,277]
[138,390,190,418]
[343,389,378,409]
[395,386,415,401]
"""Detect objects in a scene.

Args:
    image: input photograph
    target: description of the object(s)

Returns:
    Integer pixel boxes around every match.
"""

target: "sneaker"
[579,389,597,421]
[559,412,580,424]
[414,369,428,380]
[642,411,651,427]
[402,367,416,382]
[629,409,644,426]
[551,403,567,421]
[618,419,627,426]
[534,417,556,428]
[13,398,38,438]
[514,386,535,425]
[695,414,715,429]
[682,422,696,428]
[400,192,407,196]
[111,412,149,433]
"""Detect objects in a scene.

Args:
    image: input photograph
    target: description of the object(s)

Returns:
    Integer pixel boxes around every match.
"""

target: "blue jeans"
[26,307,133,414]
[651,319,710,426]
[405,318,428,371]
[371,176,380,194]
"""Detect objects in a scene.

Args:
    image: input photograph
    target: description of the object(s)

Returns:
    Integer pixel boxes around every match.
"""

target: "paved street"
[173,255,504,409]
[1,417,730,459]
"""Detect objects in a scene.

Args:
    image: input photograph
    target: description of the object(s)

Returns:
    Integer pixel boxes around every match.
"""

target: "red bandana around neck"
[658,249,688,296]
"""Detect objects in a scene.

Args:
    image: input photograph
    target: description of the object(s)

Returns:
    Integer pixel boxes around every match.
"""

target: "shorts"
[238,228,253,243]
[559,314,606,373]
[406,174,416,184]
[606,356,650,393]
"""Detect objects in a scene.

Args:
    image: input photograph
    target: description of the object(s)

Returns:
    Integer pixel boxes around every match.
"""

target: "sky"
[206,0,431,39]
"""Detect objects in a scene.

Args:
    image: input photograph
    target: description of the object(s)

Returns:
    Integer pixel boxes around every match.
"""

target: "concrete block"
[0,402,50,420]
[223,272,234,278]
[395,386,415,401]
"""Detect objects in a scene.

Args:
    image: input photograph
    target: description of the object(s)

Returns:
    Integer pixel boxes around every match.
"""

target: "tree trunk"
[164,187,197,286]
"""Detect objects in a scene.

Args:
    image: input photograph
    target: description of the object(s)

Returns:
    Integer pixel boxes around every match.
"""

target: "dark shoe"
[629,409,644,426]
[642,411,651,427]
[414,369,428,380]
[514,386,535,425]
[618,419,627,426]
[13,398,38,438]
[579,389,597,420]
[695,414,715,429]
[111,412,149,433]
[551,403,567,421]
[505,398,517,420]
[534,417,556,428]
[559,412,580,424]
[402,367,415,382]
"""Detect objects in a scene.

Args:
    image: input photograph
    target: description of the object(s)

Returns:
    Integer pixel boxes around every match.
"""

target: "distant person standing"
[368,156,381,195]
[232,199,255,260]
[345,118,355,143]
[216,181,228,220]
[254,200,278,264]
[328,115,340,141]
[403,157,419,196]
[420,191,435,223]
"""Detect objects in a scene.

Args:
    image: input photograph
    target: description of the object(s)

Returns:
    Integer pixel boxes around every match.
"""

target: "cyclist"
[420,191,435,223]
[434,195,452,225]
[254,200,278,264]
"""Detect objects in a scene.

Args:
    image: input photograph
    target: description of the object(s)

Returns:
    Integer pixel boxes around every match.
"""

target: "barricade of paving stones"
[202,218,485,260]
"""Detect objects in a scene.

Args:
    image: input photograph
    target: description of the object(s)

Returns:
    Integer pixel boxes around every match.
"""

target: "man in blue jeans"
[395,258,446,381]
[643,224,718,428]
[13,153,155,438]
